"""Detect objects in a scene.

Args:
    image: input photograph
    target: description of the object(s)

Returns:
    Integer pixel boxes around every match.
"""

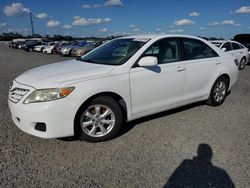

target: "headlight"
[23,87,75,104]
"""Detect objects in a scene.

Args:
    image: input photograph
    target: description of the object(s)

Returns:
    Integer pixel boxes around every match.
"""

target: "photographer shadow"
[164,144,235,188]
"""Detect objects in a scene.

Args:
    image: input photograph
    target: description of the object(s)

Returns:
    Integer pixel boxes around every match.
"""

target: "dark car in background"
[234,34,250,62]
[22,41,45,52]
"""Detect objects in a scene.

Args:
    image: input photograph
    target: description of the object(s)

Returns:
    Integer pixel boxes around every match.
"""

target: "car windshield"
[78,38,147,65]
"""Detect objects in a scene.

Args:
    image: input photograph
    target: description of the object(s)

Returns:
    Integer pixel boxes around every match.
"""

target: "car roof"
[120,34,206,40]
[210,40,226,43]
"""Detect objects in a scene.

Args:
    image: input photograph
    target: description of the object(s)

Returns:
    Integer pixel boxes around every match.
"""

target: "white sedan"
[211,40,249,70]
[42,44,56,54]
[8,35,238,142]
[34,42,55,52]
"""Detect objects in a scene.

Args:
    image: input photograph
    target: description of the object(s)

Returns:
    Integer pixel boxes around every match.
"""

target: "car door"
[231,42,242,61]
[129,38,186,115]
[180,38,220,100]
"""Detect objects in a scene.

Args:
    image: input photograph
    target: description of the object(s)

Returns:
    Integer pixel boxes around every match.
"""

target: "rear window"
[182,38,218,60]
[232,43,241,50]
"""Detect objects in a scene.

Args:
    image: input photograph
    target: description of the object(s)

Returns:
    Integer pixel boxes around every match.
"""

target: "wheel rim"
[213,81,227,103]
[240,58,246,69]
[80,105,115,137]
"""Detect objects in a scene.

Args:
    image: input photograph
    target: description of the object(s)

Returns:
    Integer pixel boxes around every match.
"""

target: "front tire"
[207,77,229,106]
[75,96,124,142]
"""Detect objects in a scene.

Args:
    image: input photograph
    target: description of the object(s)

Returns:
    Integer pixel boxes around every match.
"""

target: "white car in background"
[8,35,238,142]
[34,42,55,52]
[43,43,58,54]
[211,40,249,70]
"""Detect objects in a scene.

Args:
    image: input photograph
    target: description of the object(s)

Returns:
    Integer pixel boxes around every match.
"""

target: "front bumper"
[61,49,71,55]
[8,81,79,138]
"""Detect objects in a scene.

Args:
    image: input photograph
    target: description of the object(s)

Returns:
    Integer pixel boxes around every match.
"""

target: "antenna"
[29,12,34,36]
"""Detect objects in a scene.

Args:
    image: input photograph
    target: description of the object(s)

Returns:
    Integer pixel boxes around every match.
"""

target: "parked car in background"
[60,41,87,56]
[211,40,249,70]
[22,41,45,52]
[34,42,55,52]
[52,41,69,54]
[11,41,27,49]
[70,42,96,57]
[42,42,58,54]
[8,35,238,142]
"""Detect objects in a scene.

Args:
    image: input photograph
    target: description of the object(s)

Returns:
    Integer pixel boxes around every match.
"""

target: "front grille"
[9,88,29,103]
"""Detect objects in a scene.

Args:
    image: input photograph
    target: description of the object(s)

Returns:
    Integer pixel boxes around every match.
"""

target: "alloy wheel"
[80,104,115,137]
[213,81,226,103]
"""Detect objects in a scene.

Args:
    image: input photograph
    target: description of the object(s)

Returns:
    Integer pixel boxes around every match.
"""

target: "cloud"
[0,22,7,27]
[207,20,236,26]
[63,24,72,29]
[174,19,195,26]
[100,28,108,32]
[7,28,29,33]
[199,27,207,31]
[72,17,111,26]
[104,0,123,7]
[235,6,250,14]
[35,13,48,19]
[207,22,220,26]
[233,24,242,27]
[129,24,136,28]
[82,4,92,9]
[222,20,235,25]
[189,11,200,17]
[47,20,60,27]
[82,0,123,8]
[133,28,140,32]
[74,16,81,19]
[168,29,184,33]
[82,4,102,8]
[156,28,162,32]
[4,3,30,16]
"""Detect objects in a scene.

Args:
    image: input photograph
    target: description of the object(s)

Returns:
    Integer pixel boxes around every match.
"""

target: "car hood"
[15,59,115,88]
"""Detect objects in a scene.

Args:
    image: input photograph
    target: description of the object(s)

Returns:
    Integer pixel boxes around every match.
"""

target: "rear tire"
[75,96,124,142]
[207,77,229,106]
[238,57,246,70]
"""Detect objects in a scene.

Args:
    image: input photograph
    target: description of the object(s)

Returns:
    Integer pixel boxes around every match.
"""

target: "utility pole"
[29,12,34,36]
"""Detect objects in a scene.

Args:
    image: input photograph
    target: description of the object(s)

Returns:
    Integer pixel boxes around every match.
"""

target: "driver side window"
[144,38,181,64]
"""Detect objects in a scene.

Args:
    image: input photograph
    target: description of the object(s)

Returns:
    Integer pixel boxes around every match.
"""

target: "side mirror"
[138,56,158,67]
[222,48,227,52]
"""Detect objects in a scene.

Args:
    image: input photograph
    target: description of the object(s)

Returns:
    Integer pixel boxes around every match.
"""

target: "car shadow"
[164,144,235,188]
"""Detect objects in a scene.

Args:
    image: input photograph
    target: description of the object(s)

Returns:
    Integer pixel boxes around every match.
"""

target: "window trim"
[132,37,184,68]
[179,37,219,61]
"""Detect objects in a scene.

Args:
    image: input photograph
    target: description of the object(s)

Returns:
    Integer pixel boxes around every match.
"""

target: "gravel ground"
[0,45,249,188]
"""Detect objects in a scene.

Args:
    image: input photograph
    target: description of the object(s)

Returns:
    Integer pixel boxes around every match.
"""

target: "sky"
[0,0,250,39]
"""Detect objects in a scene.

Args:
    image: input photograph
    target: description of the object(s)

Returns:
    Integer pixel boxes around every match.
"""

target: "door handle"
[177,66,186,72]
[216,62,222,65]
